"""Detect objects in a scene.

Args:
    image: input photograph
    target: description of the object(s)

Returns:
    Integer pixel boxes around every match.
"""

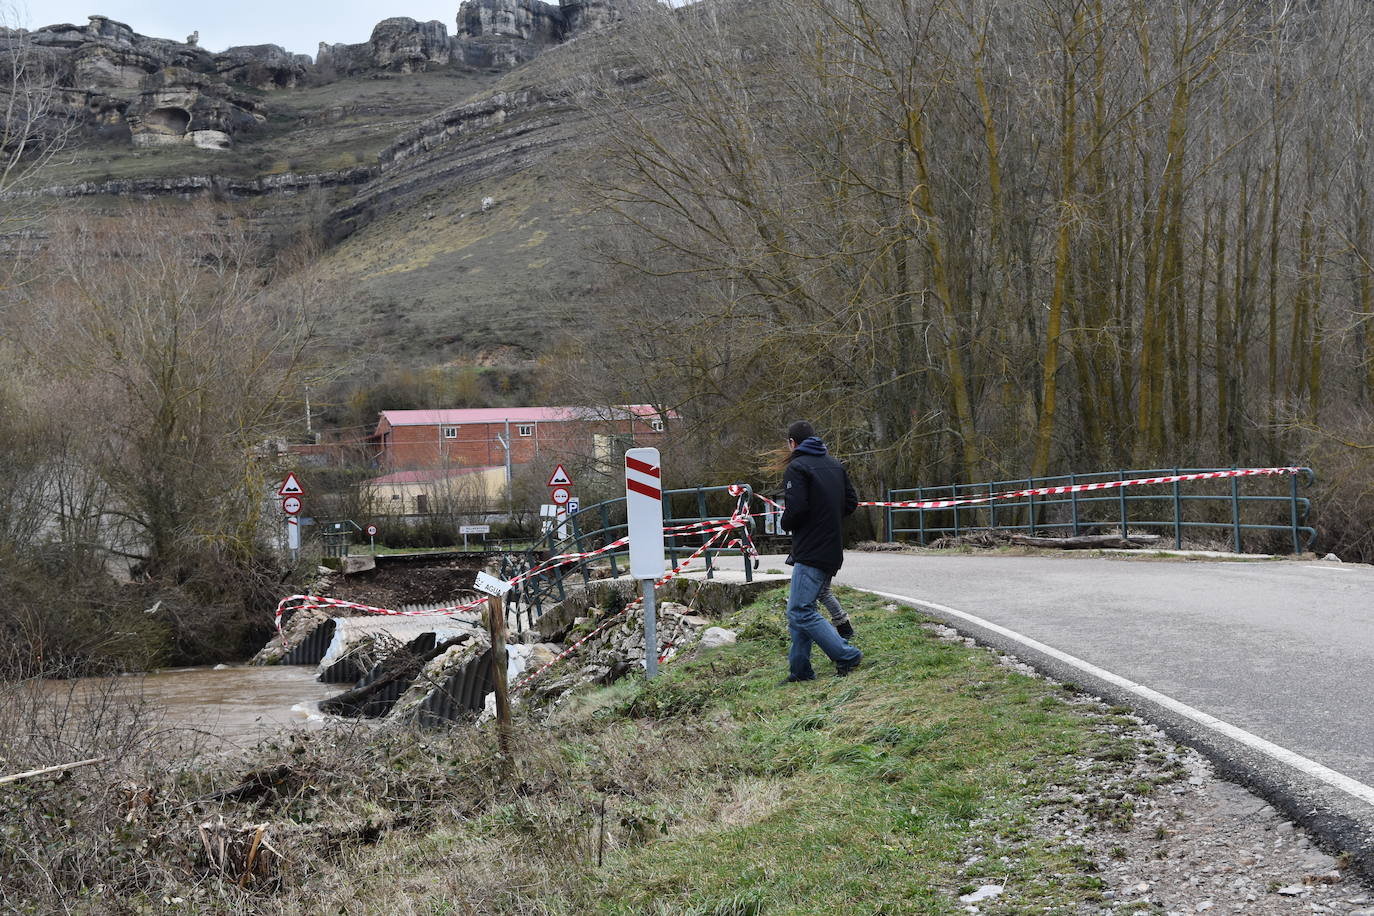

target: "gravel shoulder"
[921,620,1374,913]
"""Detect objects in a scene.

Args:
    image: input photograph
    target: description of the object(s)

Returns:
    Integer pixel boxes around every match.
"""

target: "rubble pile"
[525,601,736,701]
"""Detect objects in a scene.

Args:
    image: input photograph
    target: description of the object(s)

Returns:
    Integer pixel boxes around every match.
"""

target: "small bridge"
[266,465,1315,727]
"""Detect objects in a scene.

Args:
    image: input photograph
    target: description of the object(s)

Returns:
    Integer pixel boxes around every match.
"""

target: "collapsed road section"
[255,555,773,727]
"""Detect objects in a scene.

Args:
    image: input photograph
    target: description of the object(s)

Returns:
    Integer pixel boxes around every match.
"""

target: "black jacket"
[780,437,858,576]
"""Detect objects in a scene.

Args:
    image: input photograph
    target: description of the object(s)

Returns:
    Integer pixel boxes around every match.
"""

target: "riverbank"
[2,587,1366,913]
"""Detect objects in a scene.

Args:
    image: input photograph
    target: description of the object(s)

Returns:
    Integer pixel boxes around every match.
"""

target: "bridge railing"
[498,484,754,633]
[887,467,1316,555]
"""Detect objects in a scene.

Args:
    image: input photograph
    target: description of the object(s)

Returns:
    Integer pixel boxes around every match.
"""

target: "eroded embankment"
[4,586,1370,914]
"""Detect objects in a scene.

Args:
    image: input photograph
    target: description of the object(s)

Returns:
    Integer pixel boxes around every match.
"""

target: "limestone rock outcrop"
[216,44,312,89]
[370,18,452,72]
[457,0,564,68]
[319,17,453,75]
[560,0,638,35]
[16,15,292,150]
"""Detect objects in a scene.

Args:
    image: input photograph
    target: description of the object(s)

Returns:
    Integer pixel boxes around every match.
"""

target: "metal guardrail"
[886,467,1316,555]
[498,484,754,632]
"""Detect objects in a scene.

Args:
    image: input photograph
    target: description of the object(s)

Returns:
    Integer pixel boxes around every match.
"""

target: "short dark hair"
[787,420,815,443]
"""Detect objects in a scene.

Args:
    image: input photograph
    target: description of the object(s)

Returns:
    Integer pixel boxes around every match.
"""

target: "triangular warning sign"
[278,472,305,496]
[547,464,572,487]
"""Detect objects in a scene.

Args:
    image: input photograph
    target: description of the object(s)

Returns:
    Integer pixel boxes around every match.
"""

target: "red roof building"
[370,405,669,471]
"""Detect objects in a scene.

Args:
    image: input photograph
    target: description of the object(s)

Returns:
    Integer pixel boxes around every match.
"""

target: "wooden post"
[487,594,513,760]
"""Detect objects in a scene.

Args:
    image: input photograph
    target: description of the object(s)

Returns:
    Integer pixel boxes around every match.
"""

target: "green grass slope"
[5,586,1193,911]
[250,589,1181,912]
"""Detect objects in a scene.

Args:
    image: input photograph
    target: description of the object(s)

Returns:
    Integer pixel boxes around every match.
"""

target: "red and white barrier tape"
[276,468,1300,684]
[512,514,742,690]
[274,500,756,639]
[511,489,753,690]
[860,466,1304,510]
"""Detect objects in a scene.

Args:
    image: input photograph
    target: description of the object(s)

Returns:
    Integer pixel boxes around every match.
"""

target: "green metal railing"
[886,467,1316,555]
[498,484,754,632]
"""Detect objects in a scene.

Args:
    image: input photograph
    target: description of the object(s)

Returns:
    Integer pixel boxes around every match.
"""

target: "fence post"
[918,488,926,545]
[697,487,714,579]
[664,492,679,571]
[1230,472,1243,553]
[487,594,513,764]
[601,503,619,578]
[1027,478,1036,535]
[1172,468,1182,550]
[1118,470,1128,538]
[1070,474,1080,536]
[742,485,754,582]
[886,497,893,544]
[1290,472,1301,556]
[988,482,997,532]
[572,513,590,588]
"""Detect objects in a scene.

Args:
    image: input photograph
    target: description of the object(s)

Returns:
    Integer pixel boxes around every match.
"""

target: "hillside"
[21,7,636,370]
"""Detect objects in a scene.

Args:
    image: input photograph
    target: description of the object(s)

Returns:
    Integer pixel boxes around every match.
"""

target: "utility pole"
[497,419,513,518]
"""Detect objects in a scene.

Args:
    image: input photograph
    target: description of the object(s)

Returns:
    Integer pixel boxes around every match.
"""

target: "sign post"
[548,466,574,544]
[460,524,490,550]
[279,474,306,564]
[625,448,665,678]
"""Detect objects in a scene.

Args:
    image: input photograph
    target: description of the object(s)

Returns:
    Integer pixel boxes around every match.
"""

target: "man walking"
[780,420,863,681]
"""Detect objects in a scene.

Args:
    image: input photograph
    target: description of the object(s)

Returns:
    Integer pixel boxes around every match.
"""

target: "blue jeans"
[787,563,862,679]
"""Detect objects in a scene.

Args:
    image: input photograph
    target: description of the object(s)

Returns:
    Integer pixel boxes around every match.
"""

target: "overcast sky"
[24,2,462,56]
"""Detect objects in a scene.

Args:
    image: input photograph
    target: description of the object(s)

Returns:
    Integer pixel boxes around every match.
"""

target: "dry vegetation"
[1,588,1216,914]
[558,0,1374,558]
[0,204,329,672]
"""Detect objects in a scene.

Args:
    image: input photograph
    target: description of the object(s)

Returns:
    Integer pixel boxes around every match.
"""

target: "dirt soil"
[320,557,490,610]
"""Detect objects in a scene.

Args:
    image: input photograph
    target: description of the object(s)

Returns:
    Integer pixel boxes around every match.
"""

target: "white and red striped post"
[625,448,666,678]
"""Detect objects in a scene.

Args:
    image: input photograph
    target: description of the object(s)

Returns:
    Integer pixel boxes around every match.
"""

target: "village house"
[368,405,669,472]
[361,466,508,516]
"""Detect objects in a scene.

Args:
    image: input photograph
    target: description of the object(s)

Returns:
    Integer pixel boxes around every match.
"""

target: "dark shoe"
[782,673,815,684]
[836,654,863,677]
[836,620,855,640]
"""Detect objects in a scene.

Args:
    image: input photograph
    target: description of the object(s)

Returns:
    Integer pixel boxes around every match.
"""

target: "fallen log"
[1009,533,1162,550]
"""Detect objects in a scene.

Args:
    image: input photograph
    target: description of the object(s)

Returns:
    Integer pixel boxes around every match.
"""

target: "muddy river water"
[44,665,344,754]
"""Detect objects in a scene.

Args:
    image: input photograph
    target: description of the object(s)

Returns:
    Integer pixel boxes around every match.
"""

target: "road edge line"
[858,587,1374,874]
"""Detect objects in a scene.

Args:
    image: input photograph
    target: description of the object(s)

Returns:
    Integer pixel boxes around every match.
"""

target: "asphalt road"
[759,551,1374,789]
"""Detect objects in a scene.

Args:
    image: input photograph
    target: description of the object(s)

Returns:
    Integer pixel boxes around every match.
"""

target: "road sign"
[566,497,581,515]
[459,524,491,535]
[550,486,571,506]
[625,448,664,578]
[625,447,664,678]
[547,464,572,487]
[286,516,300,551]
[282,495,302,515]
[474,570,513,597]
[278,472,305,497]
[366,524,378,537]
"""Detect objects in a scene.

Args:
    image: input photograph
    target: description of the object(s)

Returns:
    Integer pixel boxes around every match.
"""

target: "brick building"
[369,405,668,471]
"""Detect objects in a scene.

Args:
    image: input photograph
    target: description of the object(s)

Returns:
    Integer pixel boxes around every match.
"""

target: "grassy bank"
[2,587,1180,914]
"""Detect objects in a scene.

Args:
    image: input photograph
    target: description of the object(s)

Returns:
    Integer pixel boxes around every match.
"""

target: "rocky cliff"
[13,3,647,365]
[14,2,640,153]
